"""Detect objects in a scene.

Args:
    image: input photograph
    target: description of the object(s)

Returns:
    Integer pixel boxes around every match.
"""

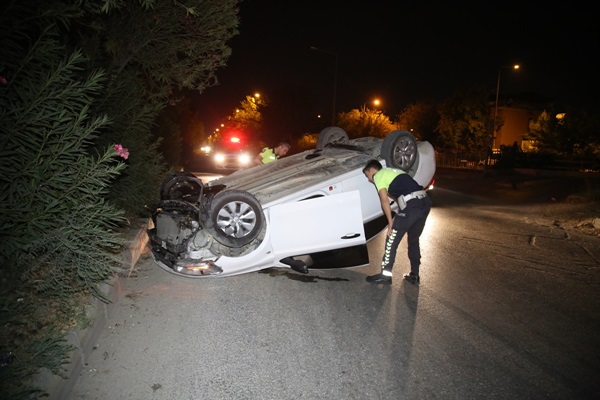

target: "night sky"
[195,0,598,137]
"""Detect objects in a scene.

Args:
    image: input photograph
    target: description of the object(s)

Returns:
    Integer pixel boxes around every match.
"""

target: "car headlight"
[238,153,251,165]
[214,153,225,162]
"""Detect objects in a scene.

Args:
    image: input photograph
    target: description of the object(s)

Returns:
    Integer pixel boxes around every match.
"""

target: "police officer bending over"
[362,159,432,284]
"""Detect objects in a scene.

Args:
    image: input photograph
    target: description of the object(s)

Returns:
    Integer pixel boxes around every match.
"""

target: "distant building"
[493,106,530,150]
[490,92,555,152]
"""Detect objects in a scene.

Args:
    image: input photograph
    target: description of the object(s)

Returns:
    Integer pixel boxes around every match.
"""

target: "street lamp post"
[310,46,338,126]
[485,64,519,174]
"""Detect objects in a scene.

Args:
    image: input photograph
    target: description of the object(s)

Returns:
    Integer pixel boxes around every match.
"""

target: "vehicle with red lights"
[148,127,436,278]
[210,131,256,170]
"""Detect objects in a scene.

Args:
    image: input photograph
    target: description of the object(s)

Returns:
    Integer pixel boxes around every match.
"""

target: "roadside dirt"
[433,169,600,237]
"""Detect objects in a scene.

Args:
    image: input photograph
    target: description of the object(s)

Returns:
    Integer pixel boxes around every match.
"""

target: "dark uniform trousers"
[381,195,432,276]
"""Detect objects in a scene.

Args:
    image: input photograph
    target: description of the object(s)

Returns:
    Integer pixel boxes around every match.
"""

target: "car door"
[268,190,365,258]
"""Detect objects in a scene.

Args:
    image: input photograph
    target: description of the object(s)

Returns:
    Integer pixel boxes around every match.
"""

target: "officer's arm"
[253,153,263,165]
[378,189,393,227]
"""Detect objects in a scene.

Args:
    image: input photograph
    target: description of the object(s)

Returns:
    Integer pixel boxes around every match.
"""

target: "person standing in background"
[253,141,291,166]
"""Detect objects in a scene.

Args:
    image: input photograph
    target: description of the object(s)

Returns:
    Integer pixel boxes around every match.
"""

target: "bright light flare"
[238,153,251,165]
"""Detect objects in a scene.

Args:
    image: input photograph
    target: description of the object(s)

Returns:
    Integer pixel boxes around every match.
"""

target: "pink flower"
[113,143,129,160]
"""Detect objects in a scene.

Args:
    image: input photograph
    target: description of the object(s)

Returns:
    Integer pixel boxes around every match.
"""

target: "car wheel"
[207,189,265,247]
[160,172,203,201]
[316,126,349,149]
[380,130,418,170]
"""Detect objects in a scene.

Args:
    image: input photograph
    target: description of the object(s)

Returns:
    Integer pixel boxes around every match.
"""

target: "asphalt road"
[68,170,600,400]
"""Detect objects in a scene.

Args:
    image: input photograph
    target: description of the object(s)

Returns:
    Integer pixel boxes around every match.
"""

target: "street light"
[361,98,382,112]
[310,46,338,126]
[485,64,520,173]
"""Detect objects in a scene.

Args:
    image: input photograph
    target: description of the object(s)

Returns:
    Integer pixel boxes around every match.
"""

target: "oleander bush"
[0,29,128,399]
[0,1,239,397]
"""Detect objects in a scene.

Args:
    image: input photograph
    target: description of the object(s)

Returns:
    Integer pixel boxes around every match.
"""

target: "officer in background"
[253,141,291,166]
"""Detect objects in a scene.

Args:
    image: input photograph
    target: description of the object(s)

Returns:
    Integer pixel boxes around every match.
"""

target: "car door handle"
[341,233,360,239]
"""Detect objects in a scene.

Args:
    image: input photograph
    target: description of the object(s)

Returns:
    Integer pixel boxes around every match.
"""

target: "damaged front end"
[147,173,224,277]
[148,199,224,276]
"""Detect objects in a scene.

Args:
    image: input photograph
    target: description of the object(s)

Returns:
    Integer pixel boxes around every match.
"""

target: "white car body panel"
[411,141,436,188]
[269,190,365,256]
[199,191,366,277]
[202,223,276,276]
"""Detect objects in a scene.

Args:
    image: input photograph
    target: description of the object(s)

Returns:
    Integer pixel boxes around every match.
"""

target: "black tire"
[316,126,349,149]
[207,189,265,247]
[160,172,203,201]
[380,130,418,170]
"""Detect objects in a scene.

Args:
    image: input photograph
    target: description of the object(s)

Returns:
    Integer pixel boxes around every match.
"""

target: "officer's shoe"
[403,272,420,284]
[366,273,392,284]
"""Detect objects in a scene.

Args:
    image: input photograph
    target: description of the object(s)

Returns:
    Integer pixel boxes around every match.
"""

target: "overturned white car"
[148,127,436,278]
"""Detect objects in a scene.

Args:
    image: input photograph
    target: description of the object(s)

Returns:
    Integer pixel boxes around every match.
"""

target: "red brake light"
[426,177,435,190]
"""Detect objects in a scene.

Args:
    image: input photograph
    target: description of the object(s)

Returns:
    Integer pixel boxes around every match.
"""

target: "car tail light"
[426,177,435,190]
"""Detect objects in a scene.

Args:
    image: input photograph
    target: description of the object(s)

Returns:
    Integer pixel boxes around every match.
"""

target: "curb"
[37,218,152,399]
